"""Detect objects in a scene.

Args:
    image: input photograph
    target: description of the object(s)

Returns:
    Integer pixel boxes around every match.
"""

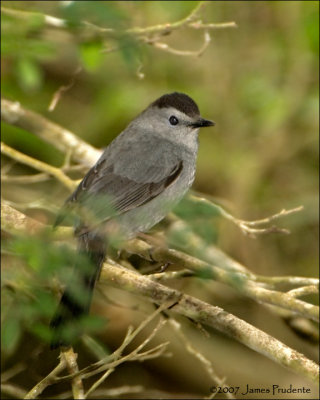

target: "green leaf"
[16,58,43,91]
[118,35,141,69]
[80,41,104,72]
[29,322,52,343]
[174,196,222,219]
[1,317,21,355]
[61,1,128,29]
[302,2,319,54]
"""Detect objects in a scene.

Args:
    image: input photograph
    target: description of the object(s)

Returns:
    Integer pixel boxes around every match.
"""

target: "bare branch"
[168,318,232,399]
[85,318,167,398]
[190,21,238,30]
[1,363,27,382]
[187,194,304,238]
[1,3,236,59]
[1,383,27,399]
[1,142,76,191]
[287,285,319,298]
[1,203,45,237]
[61,348,84,400]
[253,275,319,288]
[24,356,67,399]
[149,30,211,57]
[99,260,319,384]
[1,202,72,239]
[1,172,51,184]
[124,237,319,322]
[2,2,234,38]
[85,368,115,399]
[1,6,67,28]
[48,66,83,112]
[1,98,102,166]
[53,303,171,389]
[150,268,195,281]
[87,385,144,398]
[3,202,318,321]
[2,199,319,386]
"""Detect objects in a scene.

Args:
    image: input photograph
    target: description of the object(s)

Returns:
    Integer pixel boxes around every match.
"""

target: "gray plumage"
[68,92,214,236]
[50,92,214,348]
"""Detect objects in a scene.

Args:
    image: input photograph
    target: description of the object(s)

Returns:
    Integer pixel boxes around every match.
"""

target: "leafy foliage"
[1,1,318,397]
[2,235,105,354]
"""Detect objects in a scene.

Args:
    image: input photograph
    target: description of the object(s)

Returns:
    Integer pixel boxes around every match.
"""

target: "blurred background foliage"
[1,1,319,399]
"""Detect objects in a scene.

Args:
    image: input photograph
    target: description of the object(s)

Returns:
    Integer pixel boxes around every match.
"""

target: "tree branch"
[1,98,101,166]
[1,3,237,60]
[147,30,211,57]
[124,238,319,322]
[2,203,318,322]
[2,198,319,387]
[99,260,319,384]
[1,3,237,38]
[61,348,84,400]
[1,202,72,239]
[24,356,67,399]
[168,318,232,399]
[187,194,304,237]
[1,142,76,191]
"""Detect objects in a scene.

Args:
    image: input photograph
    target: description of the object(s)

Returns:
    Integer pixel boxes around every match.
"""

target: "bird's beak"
[191,118,215,128]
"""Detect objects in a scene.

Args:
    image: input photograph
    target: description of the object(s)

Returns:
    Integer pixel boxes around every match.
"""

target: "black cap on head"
[152,92,200,117]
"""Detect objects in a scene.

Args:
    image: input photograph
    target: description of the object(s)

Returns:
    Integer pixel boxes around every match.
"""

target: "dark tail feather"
[50,231,106,349]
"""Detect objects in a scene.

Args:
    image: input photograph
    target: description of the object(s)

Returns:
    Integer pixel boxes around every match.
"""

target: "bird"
[50,92,214,348]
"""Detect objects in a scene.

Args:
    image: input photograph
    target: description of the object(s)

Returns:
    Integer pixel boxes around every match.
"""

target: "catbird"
[50,92,214,348]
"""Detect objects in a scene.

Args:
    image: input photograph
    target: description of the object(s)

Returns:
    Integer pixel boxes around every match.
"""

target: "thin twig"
[190,21,238,29]
[2,200,319,387]
[1,172,51,183]
[168,318,232,399]
[187,194,304,237]
[150,30,211,57]
[2,202,318,322]
[50,302,171,388]
[1,363,26,382]
[287,285,319,298]
[48,66,83,112]
[127,1,208,36]
[2,3,237,60]
[239,206,304,226]
[2,2,235,38]
[253,275,319,288]
[1,142,76,191]
[61,348,84,400]
[24,356,67,399]
[150,269,195,281]
[1,383,27,399]
[85,319,168,397]
[99,260,319,384]
[1,98,102,166]
[124,238,319,322]
[85,368,115,398]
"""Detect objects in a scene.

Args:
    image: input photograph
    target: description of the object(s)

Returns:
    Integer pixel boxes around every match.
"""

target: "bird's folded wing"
[55,137,183,226]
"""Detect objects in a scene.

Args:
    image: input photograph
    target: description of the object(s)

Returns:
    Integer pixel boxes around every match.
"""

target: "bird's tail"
[50,230,106,349]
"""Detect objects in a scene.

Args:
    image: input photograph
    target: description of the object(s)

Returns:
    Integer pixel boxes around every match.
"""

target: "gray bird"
[50,92,214,348]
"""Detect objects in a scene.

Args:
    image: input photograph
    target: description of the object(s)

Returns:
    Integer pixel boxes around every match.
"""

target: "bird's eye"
[169,115,179,126]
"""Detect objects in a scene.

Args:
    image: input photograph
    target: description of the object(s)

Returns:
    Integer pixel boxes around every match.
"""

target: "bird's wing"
[56,137,183,226]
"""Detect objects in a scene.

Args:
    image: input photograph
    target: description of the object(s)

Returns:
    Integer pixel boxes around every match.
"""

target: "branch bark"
[99,260,319,384]
[1,3,236,60]
[1,142,76,191]
[1,98,101,166]
[2,203,319,385]
[2,203,318,321]
[124,237,319,322]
